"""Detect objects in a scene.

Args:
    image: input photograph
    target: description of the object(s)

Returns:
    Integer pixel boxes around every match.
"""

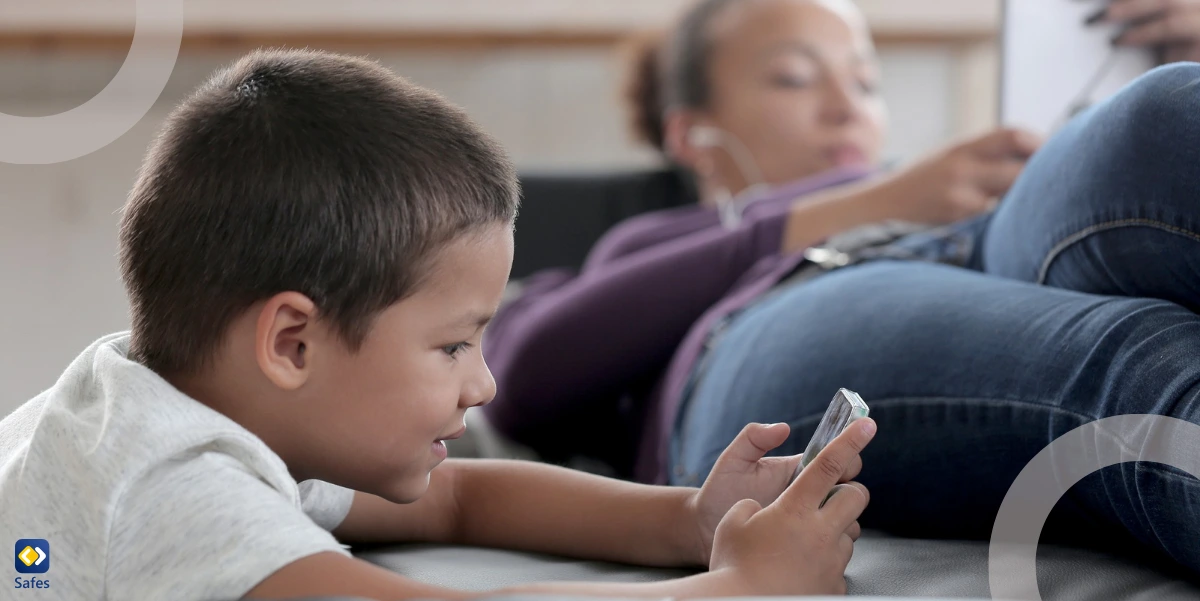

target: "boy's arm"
[246,550,744,601]
[333,458,707,568]
[251,419,877,600]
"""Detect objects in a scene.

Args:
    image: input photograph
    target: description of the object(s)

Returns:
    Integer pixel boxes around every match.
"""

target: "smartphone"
[791,388,870,484]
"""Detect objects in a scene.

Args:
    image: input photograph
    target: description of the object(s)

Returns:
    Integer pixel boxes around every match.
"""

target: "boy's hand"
[683,421,864,566]
[707,418,876,596]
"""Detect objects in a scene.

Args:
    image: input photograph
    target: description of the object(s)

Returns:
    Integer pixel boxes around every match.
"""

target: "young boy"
[0,49,875,600]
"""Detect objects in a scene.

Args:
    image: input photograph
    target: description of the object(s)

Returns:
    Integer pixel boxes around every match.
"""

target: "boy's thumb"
[723,498,763,527]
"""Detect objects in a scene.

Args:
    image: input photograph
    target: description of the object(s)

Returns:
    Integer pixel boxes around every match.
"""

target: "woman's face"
[688,0,888,194]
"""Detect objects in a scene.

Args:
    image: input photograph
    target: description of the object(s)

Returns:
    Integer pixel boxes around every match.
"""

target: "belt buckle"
[803,246,852,270]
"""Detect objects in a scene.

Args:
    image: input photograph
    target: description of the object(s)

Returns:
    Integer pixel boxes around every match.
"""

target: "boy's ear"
[255,292,318,391]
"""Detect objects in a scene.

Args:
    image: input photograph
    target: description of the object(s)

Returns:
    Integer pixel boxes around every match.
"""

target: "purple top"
[482,166,873,483]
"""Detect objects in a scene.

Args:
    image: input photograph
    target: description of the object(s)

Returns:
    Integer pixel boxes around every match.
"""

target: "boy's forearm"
[487,569,742,600]
[447,459,707,568]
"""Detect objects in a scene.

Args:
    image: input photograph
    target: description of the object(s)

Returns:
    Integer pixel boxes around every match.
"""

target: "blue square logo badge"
[14,540,49,574]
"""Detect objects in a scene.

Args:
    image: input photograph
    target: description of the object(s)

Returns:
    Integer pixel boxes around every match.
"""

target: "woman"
[484,0,1200,573]
[483,0,1039,476]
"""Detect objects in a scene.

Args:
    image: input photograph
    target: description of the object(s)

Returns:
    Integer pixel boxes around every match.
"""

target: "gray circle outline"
[989,415,1200,600]
[0,0,183,165]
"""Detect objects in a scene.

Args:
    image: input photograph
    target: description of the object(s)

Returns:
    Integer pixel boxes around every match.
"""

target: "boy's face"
[297,224,514,502]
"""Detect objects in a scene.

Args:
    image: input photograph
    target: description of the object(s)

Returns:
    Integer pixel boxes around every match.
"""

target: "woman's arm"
[779,128,1043,255]
[487,128,1042,440]
[484,186,896,436]
[484,203,795,436]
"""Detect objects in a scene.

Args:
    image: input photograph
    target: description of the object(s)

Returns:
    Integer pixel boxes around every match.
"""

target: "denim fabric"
[670,63,1200,574]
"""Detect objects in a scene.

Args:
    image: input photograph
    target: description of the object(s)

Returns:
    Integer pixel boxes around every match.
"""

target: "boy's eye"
[442,342,471,358]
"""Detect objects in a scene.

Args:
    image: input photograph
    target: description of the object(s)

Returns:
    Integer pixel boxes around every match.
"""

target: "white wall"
[0,41,987,416]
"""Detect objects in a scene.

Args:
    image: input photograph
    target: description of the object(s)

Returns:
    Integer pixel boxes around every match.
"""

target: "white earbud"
[686,125,770,230]
[686,125,723,148]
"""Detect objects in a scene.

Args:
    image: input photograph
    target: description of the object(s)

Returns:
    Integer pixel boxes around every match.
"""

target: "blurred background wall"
[0,0,999,415]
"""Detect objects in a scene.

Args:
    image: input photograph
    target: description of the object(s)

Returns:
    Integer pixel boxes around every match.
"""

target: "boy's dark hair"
[119,48,519,375]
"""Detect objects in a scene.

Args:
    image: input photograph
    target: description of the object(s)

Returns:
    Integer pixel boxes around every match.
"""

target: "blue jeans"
[670,63,1200,573]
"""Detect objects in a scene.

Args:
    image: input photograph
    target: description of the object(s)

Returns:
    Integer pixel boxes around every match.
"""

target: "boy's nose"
[461,364,497,408]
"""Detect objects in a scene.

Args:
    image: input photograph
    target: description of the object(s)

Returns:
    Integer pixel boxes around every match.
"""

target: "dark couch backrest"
[512,168,697,279]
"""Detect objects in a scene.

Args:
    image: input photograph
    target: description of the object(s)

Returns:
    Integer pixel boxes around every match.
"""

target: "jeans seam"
[864,398,1187,466]
[855,395,1100,424]
[1136,461,1200,484]
[1038,219,1200,284]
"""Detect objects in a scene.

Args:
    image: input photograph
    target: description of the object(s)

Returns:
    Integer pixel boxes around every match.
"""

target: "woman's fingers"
[1105,0,1200,46]
[973,158,1027,198]
[1117,10,1200,46]
[963,128,1041,161]
[1106,0,1198,25]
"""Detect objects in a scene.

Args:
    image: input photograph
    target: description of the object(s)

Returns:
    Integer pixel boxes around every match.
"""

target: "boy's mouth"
[437,426,467,442]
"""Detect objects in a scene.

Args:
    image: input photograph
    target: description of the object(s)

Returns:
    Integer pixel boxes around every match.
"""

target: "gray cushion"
[357,532,1200,600]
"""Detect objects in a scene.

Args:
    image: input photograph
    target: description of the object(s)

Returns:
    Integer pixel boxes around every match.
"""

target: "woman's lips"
[825,144,869,168]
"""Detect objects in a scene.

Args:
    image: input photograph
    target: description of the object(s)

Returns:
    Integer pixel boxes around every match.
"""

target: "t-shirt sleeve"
[106,452,351,601]
[298,479,355,531]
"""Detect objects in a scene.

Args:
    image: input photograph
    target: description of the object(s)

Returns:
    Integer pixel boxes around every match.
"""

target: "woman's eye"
[857,78,880,95]
[771,74,813,88]
[442,342,471,358]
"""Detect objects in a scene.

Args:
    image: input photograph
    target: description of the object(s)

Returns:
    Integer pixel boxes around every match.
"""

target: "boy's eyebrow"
[457,311,496,330]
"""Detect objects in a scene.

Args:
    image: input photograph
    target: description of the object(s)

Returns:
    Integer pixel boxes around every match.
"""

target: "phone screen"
[792,389,870,483]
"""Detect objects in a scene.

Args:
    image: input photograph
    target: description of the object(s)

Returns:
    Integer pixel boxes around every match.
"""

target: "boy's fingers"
[845,520,862,541]
[822,482,871,530]
[724,498,764,527]
[841,452,863,483]
[783,418,875,512]
[719,422,791,466]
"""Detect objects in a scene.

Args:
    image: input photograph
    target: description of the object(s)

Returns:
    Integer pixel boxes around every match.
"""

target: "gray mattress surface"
[356,532,1200,601]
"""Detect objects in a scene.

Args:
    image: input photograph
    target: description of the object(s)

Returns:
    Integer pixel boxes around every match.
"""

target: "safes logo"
[14,540,47,574]
[13,540,50,591]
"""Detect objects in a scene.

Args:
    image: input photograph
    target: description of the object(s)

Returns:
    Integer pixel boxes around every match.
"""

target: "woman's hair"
[625,0,741,153]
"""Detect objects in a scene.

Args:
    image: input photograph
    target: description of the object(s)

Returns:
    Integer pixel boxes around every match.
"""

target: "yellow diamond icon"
[17,545,36,567]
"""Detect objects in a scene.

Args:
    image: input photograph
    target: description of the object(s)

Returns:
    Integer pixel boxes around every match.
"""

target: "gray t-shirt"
[0,333,355,600]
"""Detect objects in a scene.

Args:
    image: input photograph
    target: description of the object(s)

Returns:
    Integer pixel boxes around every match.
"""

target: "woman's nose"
[819,78,861,125]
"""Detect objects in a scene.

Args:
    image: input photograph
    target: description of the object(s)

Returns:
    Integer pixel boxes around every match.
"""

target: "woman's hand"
[1104,0,1200,63]
[703,419,876,596]
[778,128,1040,254]
[683,421,863,567]
[869,128,1042,226]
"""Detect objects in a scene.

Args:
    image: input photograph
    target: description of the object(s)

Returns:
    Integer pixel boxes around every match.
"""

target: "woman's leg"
[671,262,1200,572]
[980,62,1200,307]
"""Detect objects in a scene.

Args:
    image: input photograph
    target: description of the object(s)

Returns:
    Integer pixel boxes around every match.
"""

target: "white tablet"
[1000,0,1155,135]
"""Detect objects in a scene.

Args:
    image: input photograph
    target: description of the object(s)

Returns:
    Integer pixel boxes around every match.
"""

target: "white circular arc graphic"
[989,415,1200,600]
[0,0,183,164]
